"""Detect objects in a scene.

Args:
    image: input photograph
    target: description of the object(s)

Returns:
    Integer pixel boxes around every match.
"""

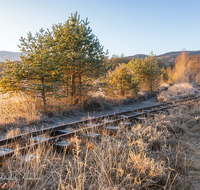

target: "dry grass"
[157,83,200,102]
[0,93,109,129]
[0,107,194,190]
[0,93,41,129]
[0,91,156,131]
[6,128,21,138]
[1,90,198,188]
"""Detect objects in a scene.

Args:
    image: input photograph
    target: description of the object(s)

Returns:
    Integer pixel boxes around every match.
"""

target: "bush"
[127,53,161,92]
[102,63,140,97]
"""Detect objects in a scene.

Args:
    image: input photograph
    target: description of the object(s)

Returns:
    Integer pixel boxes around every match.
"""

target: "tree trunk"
[66,74,69,96]
[150,77,153,92]
[121,81,125,97]
[79,73,82,98]
[41,77,46,106]
[66,82,69,96]
[71,74,75,97]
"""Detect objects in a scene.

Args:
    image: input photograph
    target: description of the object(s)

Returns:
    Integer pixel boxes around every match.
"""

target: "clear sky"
[0,0,200,57]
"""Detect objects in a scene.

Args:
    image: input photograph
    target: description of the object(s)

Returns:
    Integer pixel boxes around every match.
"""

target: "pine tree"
[0,29,63,106]
[52,12,108,98]
[103,63,139,97]
[161,66,169,82]
[128,53,161,92]
[0,12,108,105]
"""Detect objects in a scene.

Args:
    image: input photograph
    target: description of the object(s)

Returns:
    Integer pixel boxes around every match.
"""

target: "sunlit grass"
[0,91,145,129]
[0,93,41,129]
[157,82,199,102]
[0,106,194,189]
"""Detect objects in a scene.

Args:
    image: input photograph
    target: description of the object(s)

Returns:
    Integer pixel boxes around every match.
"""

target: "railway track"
[0,96,200,163]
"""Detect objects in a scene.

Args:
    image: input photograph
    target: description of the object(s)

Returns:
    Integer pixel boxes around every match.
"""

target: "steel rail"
[0,96,199,161]
[0,95,199,147]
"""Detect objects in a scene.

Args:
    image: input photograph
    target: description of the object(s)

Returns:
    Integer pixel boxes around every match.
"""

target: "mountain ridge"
[1,50,200,64]
[0,51,21,62]
[127,50,200,66]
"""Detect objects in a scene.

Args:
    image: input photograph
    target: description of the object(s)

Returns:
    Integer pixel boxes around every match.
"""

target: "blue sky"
[0,0,200,57]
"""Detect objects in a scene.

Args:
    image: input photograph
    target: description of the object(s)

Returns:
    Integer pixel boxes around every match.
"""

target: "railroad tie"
[0,147,38,163]
[157,111,166,115]
[179,105,187,109]
[143,110,152,113]
[54,141,73,151]
[101,119,113,123]
[122,122,132,127]
[167,105,175,108]
[31,136,73,151]
[119,115,129,119]
[165,109,173,114]
[172,107,180,113]
[85,123,102,127]
[103,126,119,135]
[31,136,49,143]
[0,147,13,157]
[120,122,132,129]
[148,114,157,118]
[135,117,146,121]
[82,133,101,141]
[132,112,140,114]
[159,106,168,109]
[185,104,193,108]
[20,154,38,162]
[58,129,75,134]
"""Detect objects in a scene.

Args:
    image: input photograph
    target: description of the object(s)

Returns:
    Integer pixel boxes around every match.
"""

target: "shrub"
[102,63,139,97]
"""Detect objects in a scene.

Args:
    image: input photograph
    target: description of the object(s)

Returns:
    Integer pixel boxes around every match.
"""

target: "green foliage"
[102,63,139,97]
[0,29,63,105]
[128,53,161,92]
[157,58,166,68]
[52,12,108,98]
[161,66,169,82]
[0,12,108,106]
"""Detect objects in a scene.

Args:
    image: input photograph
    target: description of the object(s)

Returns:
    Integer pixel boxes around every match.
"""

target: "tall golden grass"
[0,93,41,128]
[0,92,143,129]
[0,105,194,189]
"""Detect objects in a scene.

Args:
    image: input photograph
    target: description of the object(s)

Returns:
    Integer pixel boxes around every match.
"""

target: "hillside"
[157,50,200,66]
[128,50,200,66]
[0,51,21,62]
[1,50,200,67]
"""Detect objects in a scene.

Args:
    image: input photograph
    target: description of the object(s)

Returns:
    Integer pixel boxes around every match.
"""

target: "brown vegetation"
[1,105,198,189]
[157,83,199,102]
[172,51,188,82]
[0,93,41,129]
[102,63,139,97]
[166,51,200,84]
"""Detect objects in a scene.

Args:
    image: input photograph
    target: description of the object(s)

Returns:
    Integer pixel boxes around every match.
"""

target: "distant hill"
[128,54,148,59]
[1,50,200,67]
[0,51,21,62]
[157,50,200,66]
[127,50,200,67]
